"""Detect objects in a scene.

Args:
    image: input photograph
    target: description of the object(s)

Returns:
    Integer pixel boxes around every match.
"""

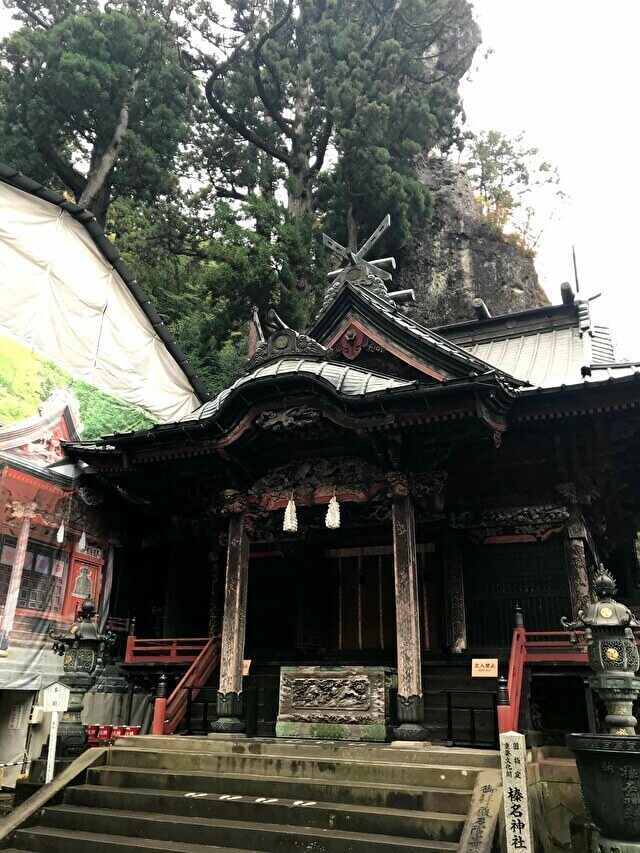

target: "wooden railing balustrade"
[498,626,640,734]
[123,634,222,735]
[124,635,211,665]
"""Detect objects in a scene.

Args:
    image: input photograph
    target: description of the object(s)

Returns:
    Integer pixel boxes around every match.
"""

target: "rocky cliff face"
[396,158,549,326]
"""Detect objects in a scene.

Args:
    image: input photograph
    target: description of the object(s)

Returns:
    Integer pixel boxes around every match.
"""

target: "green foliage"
[0,0,195,222]
[463,129,565,250]
[107,192,326,395]
[186,0,479,257]
[0,335,154,439]
[1,0,483,412]
[71,381,154,439]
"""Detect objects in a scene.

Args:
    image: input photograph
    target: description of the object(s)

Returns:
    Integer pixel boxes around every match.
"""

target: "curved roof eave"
[0,162,211,405]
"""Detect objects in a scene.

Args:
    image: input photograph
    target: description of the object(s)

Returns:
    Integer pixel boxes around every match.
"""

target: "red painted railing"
[146,636,222,735]
[498,627,640,734]
[124,636,211,665]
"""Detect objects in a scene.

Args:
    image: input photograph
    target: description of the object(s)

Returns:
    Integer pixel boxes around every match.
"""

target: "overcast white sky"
[1,1,638,356]
[462,1,640,358]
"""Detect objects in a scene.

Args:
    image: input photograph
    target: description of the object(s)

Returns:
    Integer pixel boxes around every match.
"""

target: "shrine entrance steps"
[3,736,500,852]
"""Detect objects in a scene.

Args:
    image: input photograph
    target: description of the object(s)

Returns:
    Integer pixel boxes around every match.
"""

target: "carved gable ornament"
[332,324,384,361]
[246,309,330,372]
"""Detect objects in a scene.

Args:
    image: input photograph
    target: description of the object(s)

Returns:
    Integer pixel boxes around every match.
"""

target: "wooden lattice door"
[463,540,571,647]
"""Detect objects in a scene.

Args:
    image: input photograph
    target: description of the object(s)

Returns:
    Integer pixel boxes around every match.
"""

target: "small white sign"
[472,658,498,678]
[42,681,70,713]
[500,731,534,852]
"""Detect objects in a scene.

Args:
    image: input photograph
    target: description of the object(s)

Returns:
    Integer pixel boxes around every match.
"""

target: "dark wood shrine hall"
[67,220,640,744]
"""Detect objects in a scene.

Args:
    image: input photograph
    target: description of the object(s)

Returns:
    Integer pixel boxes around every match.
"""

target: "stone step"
[64,784,466,842]
[11,827,258,852]
[105,746,481,788]
[115,735,500,768]
[38,804,458,852]
[88,766,473,813]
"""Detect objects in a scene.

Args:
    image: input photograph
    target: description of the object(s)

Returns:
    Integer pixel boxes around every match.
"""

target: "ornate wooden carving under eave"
[254,405,321,432]
[412,471,448,512]
[449,504,570,543]
[248,456,387,512]
[386,470,448,511]
[213,489,249,517]
[556,481,601,507]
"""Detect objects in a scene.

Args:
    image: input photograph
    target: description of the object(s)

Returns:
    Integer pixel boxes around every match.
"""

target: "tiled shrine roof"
[180,357,417,423]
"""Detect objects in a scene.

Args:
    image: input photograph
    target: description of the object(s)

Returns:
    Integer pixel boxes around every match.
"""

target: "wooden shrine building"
[66,220,640,744]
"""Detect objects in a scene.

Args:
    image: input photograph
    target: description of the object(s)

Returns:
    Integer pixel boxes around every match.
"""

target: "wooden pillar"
[207,534,223,638]
[392,494,428,740]
[565,511,593,617]
[0,500,37,656]
[565,537,592,617]
[211,513,250,734]
[444,529,467,653]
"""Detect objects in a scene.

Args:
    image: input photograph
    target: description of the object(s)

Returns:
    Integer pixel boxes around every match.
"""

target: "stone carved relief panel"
[278,666,389,725]
[291,677,371,710]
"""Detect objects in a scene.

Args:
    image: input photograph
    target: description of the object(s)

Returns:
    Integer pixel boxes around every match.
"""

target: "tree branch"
[201,0,295,164]
[252,58,293,138]
[78,73,141,212]
[312,115,333,173]
[205,77,292,166]
[13,0,50,29]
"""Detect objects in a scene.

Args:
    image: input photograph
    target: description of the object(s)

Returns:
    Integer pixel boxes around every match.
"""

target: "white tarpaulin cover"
[0,181,200,423]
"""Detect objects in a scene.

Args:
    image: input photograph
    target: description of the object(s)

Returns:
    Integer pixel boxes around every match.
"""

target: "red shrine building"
[66,219,640,747]
[0,391,108,672]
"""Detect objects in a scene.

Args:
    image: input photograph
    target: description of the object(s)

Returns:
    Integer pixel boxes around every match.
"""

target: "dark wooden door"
[463,540,571,647]
[325,545,438,653]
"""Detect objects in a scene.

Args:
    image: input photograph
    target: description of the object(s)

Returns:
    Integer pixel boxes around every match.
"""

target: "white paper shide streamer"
[325,495,340,529]
[56,522,65,544]
[283,496,298,533]
[78,529,87,551]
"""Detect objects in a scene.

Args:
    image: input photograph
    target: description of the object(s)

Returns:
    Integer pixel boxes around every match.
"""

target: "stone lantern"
[562,566,640,852]
[49,597,115,757]
[562,566,639,735]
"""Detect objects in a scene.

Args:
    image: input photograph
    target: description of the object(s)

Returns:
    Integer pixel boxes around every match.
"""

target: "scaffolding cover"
[0,181,200,423]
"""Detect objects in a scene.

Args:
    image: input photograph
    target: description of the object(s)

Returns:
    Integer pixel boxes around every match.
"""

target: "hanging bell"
[325,495,340,529]
[56,522,65,544]
[78,529,87,551]
[283,497,298,533]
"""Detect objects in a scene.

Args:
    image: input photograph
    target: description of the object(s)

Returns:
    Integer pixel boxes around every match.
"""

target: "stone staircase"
[1,736,500,851]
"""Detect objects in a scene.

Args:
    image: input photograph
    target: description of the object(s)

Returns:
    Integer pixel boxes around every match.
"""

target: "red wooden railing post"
[124,633,136,664]
[152,673,168,735]
[503,625,526,733]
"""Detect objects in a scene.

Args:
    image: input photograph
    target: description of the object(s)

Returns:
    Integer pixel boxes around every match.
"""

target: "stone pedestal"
[276,666,392,741]
[58,672,93,757]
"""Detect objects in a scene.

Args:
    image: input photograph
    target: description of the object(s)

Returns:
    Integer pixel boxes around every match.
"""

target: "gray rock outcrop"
[396,158,549,325]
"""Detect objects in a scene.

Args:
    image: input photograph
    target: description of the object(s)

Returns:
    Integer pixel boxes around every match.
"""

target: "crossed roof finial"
[323,214,396,282]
